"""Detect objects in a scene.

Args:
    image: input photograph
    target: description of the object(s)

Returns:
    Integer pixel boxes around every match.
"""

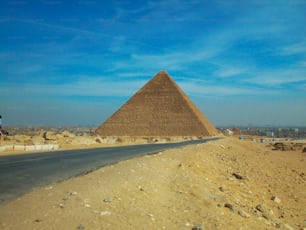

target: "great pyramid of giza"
[95,71,218,137]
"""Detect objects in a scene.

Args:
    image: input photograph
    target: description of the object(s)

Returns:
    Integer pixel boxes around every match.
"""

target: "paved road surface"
[0,138,219,204]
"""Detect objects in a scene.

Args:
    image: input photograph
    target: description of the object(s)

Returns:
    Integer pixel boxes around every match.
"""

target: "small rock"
[61,131,75,138]
[34,218,42,223]
[274,222,282,228]
[224,203,234,211]
[148,213,155,221]
[177,190,187,194]
[43,131,57,140]
[103,197,113,203]
[255,204,273,220]
[232,173,244,180]
[271,196,281,204]
[84,203,91,208]
[300,172,305,178]
[192,223,204,230]
[238,210,250,218]
[100,211,111,216]
[70,191,78,196]
[255,204,266,213]
[77,224,85,230]
[218,186,224,192]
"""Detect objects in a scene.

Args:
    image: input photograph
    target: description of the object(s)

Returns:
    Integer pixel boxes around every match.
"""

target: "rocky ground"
[0,131,202,155]
[0,137,305,230]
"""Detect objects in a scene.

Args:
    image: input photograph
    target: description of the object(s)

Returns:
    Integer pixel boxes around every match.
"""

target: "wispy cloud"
[277,42,306,56]
[244,69,306,87]
[0,77,146,99]
[3,17,93,35]
[180,81,264,97]
[214,67,246,78]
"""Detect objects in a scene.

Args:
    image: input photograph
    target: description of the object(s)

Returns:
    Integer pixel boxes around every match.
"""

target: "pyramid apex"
[156,70,169,76]
[152,70,173,82]
[158,70,168,74]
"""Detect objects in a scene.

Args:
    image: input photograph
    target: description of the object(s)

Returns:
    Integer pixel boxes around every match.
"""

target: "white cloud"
[109,0,305,81]
[277,42,306,56]
[245,69,306,86]
[215,67,246,78]
[179,81,264,97]
[0,77,146,98]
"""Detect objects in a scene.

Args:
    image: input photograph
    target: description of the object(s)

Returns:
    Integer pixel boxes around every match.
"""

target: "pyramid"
[95,71,218,137]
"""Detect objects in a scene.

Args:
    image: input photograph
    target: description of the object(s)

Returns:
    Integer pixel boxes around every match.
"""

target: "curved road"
[0,138,219,204]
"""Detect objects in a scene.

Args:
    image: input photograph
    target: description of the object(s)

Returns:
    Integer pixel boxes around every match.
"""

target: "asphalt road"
[0,138,219,204]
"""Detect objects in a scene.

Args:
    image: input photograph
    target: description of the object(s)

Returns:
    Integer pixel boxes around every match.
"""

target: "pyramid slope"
[95,71,218,137]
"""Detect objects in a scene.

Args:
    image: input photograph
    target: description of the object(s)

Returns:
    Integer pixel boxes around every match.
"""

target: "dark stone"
[77,224,85,229]
[103,197,113,203]
[232,173,243,180]
[224,203,234,211]
[255,204,266,213]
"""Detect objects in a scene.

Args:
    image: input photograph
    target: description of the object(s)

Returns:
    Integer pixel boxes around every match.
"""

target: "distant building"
[266,131,274,137]
[224,129,234,136]
[232,128,241,135]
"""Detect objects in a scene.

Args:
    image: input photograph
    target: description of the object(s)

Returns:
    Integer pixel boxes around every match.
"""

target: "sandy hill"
[0,137,305,230]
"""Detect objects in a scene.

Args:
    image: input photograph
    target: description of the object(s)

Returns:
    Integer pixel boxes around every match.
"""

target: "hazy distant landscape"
[3,125,306,139]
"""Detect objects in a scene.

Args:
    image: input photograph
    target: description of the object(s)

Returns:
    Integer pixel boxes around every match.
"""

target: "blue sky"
[0,0,305,127]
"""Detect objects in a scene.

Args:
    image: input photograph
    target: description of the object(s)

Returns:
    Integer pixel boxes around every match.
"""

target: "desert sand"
[0,137,305,230]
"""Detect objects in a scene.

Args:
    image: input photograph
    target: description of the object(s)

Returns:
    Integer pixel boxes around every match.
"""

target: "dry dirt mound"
[0,137,305,230]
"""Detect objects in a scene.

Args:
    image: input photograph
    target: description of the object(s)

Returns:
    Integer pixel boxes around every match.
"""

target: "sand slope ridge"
[0,137,305,230]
